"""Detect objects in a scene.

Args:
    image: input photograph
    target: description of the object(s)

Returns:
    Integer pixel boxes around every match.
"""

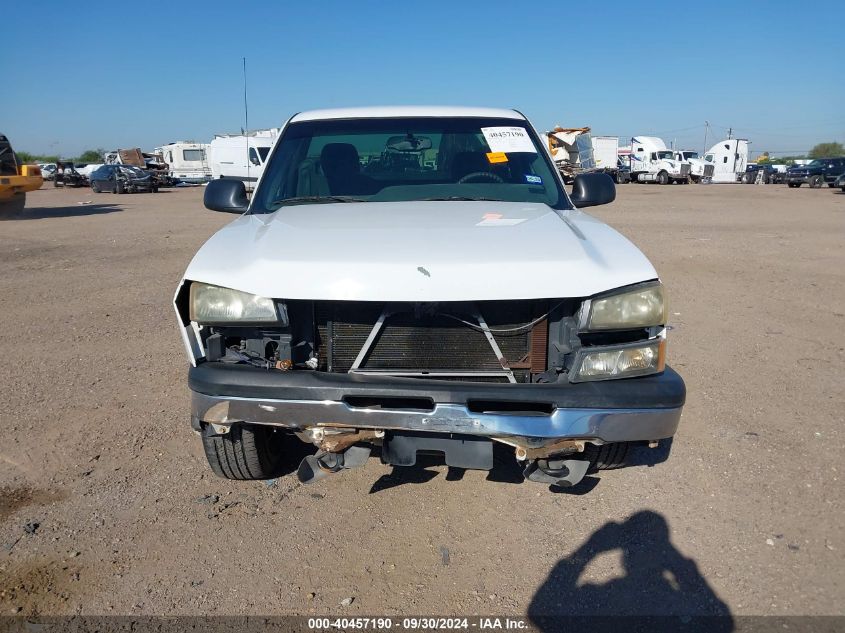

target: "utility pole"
[728,127,733,140]
[702,121,709,156]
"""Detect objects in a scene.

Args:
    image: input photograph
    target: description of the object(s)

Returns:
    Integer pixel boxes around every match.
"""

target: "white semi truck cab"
[629,136,690,184]
[673,150,715,183]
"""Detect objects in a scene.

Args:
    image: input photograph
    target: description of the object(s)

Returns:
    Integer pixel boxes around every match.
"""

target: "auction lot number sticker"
[481,127,536,154]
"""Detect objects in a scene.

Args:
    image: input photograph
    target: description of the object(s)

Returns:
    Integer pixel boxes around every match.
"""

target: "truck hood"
[183,201,657,302]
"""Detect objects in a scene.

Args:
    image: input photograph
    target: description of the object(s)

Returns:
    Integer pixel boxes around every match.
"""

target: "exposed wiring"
[437,301,564,335]
[223,346,273,369]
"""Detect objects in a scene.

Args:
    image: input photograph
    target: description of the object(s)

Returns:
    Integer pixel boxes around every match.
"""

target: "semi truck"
[673,150,715,183]
[628,136,690,184]
[704,139,749,183]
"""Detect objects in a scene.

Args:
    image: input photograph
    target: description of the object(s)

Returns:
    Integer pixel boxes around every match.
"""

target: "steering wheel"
[458,171,504,184]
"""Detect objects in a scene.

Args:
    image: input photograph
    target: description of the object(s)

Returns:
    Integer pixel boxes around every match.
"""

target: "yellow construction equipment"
[1,133,43,217]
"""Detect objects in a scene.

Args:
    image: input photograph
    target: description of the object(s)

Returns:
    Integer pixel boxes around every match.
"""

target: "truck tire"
[201,423,287,480]
[584,442,630,471]
[0,193,26,219]
[809,175,824,188]
[742,173,753,184]
[656,171,669,185]
[788,183,801,188]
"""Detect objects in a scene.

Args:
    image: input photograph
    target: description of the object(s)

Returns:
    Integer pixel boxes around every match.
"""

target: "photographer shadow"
[528,511,733,632]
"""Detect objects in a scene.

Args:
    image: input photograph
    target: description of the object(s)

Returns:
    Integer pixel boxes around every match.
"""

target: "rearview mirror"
[204,178,249,213]
[386,135,433,152]
[569,172,616,208]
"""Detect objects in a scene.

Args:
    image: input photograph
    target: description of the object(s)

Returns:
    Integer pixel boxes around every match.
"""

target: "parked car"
[785,157,845,188]
[175,106,685,490]
[38,163,57,180]
[741,164,781,184]
[90,164,157,193]
[53,161,87,187]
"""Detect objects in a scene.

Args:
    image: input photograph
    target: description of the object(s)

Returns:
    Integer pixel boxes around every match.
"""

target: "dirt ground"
[0,182,842,619]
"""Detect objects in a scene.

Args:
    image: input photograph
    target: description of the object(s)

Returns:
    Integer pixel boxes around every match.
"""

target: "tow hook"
[523,457,590,488]
[297,445,371,484]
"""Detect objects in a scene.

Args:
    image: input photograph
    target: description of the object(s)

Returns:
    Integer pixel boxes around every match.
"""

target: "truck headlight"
[582,283,667,330]
[189,282,282,324]
[570,339,665,382]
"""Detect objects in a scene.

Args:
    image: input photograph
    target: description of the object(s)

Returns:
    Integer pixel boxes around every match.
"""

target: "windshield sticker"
[476,212,527,227]
[524,174,542,184]
[481,127,537,153]
[486,152,508,164]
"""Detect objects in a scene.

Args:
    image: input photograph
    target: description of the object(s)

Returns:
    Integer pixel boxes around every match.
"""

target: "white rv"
[156,142,211,183]
[208,129,279,190]
[673,150,715,183]
[704,139,749,183]
[628,136,690,184]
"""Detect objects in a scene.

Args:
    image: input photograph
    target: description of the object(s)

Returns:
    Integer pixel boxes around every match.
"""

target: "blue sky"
[3,1,843,159]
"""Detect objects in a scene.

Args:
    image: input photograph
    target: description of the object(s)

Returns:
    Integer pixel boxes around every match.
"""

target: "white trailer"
[591,136,619,171]
[703,139,749,183]
[208,129,278,190]
[156,142,211,183]
[629,136,690,184]
[673,150,715,182]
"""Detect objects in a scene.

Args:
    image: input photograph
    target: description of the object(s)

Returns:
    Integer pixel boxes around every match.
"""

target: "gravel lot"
[0,182,842,619]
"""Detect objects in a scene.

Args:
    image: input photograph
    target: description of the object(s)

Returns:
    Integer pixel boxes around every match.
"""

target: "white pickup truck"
[174,106,685,489]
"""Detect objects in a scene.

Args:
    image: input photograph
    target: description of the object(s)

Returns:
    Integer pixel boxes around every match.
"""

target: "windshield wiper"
[269,195,366,208]
[420,196,504,202]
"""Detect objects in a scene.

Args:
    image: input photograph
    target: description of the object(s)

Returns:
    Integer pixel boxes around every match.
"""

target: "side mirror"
[569,172,616,208]
[249,155,261,166]
[204,178,249,213]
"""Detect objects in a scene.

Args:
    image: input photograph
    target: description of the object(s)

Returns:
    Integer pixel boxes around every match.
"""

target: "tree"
[809,142,844,159]
[76,148,105,163]
[15,151,61,164]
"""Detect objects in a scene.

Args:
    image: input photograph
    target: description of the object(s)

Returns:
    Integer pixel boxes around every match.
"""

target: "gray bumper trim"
[192,391,682,444]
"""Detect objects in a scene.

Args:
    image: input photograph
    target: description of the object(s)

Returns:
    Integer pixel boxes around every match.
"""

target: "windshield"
[252,117,567,213]
[682,152,699,159]
[656,151,674,160]
[805,160,823,167]
[119,166,147,177]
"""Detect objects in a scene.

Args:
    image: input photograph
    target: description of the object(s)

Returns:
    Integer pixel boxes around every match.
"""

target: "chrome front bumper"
[192,391,682,446]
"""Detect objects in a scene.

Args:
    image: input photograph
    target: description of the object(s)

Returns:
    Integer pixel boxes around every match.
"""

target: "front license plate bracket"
[381,431,494,470]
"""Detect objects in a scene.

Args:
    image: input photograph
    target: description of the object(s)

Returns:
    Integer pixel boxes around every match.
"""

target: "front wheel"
[116,181,125,194]
[91,182,101,193]
[0,193,26,219]
[656,171,669,185]
[809,175,824,188]
[201,423,288,480]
